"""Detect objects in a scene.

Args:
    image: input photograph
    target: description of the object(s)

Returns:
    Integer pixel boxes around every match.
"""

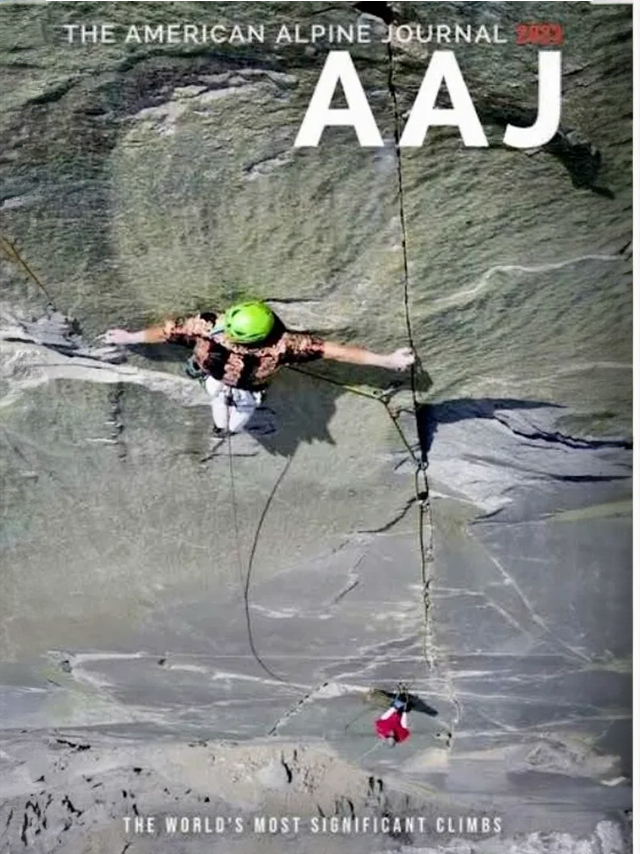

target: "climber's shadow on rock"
[128,342,191,364]
[377,688,440,718]
[248,362,432,459]
[126,342,337,458]
[130,339,433,458]
[477,96,615,197]
[417,397,561,457]
[246,368,339,458]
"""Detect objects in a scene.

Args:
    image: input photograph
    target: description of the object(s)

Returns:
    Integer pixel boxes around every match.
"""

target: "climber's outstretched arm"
[322,341,415,371]
[103,326,166,345]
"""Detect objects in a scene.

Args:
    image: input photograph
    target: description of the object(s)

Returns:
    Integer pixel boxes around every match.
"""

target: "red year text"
[516,23,564,47]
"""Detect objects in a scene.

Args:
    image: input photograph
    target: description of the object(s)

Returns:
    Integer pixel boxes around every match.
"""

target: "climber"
[103,301,415,434]
[375,689,411,746]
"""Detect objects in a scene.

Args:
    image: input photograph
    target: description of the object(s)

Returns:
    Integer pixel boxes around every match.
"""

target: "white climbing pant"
[380,706,408,729]
[204,377,262,434]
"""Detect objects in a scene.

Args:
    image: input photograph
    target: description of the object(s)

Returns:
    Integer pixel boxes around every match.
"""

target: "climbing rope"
[0,233,55,305]
[225,421,296,688]
[354,739,385,762]
[386,38,436,672]
[240,451,295,686]
[222,360,430,703]
[289,359,434,681]
[269,37,438,700]
[225,427,245,601]
[1,69,437,718]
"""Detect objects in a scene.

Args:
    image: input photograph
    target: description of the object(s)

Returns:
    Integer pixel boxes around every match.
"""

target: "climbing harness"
[391,682,411,710]
[185,355,207,382]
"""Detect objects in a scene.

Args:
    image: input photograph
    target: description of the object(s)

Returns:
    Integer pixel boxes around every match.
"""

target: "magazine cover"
[0,2,633,852]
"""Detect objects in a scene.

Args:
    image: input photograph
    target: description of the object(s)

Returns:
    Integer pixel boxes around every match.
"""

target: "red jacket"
[375,710,410,743]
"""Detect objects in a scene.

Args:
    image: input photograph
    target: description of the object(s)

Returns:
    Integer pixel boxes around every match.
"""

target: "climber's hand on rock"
[103,329,137,345]
[386,347,415,371]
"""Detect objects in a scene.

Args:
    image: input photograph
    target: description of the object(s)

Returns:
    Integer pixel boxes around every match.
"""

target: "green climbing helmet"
[216,301,275,344]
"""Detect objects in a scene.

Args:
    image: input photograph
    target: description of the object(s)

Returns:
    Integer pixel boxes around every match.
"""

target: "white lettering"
[144,25,164,43]
[296,50,561,150]
[493,25,508,44]
[62,24,78,43]
[183,24,198,44]
[454,25,473,44]
[503,52,562,147]
[166,24,180,44]
[475,25,492,44]
[124,25,141,44]
[248,26,265,43]
[63,23,115,44]
[275,24,293,43]
[294,51,384,147]
[253,816,299,833]
[228,24,245,44]
[395,24,414,43]
[400,51,488,147]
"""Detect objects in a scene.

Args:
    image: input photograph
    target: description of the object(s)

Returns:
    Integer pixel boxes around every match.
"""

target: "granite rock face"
[0,3,631,852]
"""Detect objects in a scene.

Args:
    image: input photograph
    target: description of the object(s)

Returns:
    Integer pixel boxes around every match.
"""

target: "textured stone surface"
[0,2,632,852]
